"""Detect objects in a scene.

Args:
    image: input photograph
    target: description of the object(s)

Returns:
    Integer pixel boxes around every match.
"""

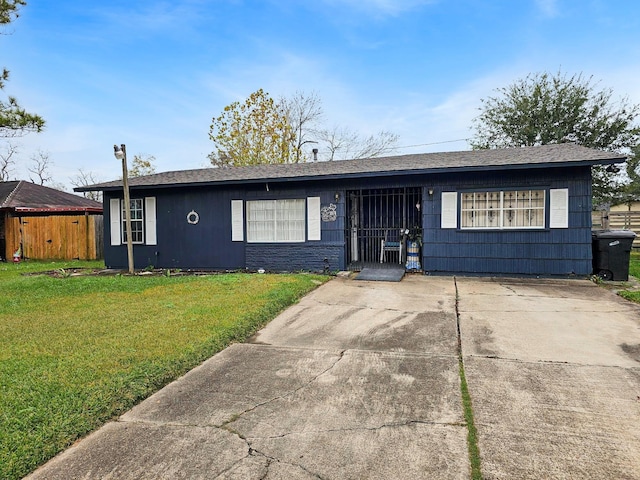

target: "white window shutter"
[307,197,321,241]
[231,200,244,241]
[441,192,458,229]
[110,198,121,246]
[145,197,157,245]
[549,188,569,228]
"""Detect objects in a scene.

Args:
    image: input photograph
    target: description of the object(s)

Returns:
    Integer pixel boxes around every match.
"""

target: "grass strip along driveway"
[0,261,327,480]
[617,251,640,303]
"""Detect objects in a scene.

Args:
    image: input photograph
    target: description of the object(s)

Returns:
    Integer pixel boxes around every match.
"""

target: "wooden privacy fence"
[5,214,104,260]
[592,210,640,247]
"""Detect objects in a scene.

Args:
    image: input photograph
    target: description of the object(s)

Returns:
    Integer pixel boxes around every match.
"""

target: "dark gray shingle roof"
[76,143,625,192]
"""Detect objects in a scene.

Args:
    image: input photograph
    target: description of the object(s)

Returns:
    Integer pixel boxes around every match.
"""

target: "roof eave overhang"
[80,157,626,193]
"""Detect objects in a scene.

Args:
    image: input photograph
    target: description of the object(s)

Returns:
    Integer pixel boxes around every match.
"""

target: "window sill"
[459,227,548,232]
[246,241,306,244]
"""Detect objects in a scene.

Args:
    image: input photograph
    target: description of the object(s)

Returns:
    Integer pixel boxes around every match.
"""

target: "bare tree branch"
[27,149,53,185]
[280,91,323,162]
[70,169,102,202]
[0,140,18,180]
[317,127,398,161]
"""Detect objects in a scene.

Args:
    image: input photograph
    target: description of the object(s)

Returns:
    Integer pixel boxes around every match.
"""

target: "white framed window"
[246,199,306,243]
[110,197,157,246]
[122,198,144,243]
[460,190,545,229]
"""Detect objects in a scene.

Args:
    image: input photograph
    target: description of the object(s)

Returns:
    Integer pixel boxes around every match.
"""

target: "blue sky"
[3,0,640,190]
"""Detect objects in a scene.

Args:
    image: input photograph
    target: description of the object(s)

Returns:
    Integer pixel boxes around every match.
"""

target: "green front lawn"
[0,260,328,480]
[628,250,640,279]
[616,251,640,302]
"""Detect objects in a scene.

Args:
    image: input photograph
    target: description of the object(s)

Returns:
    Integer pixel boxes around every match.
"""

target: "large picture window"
[121,198,144,243]
[246,199,306,243]
[461,190,545,229]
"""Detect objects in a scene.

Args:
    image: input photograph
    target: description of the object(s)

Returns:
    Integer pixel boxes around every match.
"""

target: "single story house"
[76,143,625,276]
[0,181,103,261]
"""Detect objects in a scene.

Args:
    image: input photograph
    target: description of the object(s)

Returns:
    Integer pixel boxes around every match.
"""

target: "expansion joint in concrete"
[454,277,483,480]
[244,419,460,441]
[465,353,635,370]
[307,297,408,314]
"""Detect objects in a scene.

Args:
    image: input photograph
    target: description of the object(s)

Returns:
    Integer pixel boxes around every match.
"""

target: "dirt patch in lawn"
[24,268,242,278]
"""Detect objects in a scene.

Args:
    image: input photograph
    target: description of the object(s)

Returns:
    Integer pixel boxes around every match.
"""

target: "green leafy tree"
[1,0,45,137]
[129,153,157,177]
[208,89,294,167]
[621,145,640,205]
[471,71,640,207]
[0,0,24,24]
[209,89,400,166]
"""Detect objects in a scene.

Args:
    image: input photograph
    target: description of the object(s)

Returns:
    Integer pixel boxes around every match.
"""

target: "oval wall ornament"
[187,210,200,225]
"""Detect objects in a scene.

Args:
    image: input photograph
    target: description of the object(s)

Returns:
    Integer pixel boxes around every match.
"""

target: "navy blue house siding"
[104,186,246,270]
[421,166,593,276]
[103,164,594,277]
[104,183,347,272]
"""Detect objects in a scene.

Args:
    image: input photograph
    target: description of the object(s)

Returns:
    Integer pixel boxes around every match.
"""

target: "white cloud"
[87,1,211,37]
[534,0,559,18]
[320,0,438,17]
[199,47,353,110]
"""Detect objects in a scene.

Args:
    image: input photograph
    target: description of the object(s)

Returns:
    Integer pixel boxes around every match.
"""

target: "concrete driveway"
[27,275,640,479]
[457,277,640,479]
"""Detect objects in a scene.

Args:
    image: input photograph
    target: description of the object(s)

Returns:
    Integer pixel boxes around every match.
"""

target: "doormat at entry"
[355,267,405,282]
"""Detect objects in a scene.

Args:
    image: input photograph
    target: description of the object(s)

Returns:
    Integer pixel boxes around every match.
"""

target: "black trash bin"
[592,230,636,281]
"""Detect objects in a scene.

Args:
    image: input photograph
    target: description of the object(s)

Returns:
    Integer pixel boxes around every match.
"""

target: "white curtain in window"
[248,200,275,242]
[247,199,305,242]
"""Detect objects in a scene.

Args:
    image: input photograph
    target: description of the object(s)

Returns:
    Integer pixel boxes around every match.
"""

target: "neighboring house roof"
[0,181,103,213]
[75,143,626,192]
